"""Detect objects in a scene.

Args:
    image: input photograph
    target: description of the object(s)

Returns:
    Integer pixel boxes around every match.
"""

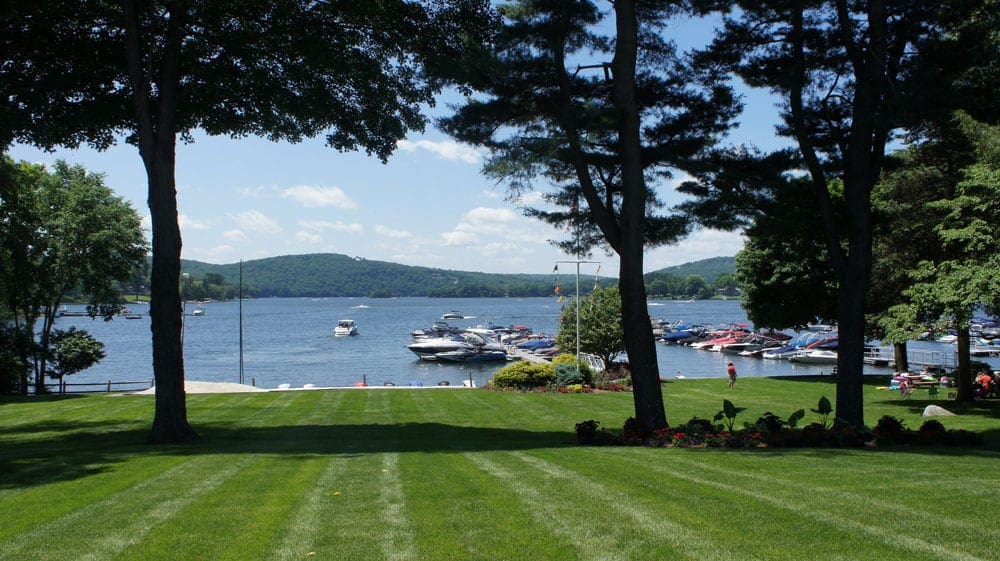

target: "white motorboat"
[406,332,502,360]
[333,319,358,336]
[434,349,508,363]
[788,349,838,364]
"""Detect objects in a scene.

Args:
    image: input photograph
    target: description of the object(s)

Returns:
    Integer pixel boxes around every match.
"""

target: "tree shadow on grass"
[768,374,891,387]
[0,421,575,490]
[875,397,1000,420]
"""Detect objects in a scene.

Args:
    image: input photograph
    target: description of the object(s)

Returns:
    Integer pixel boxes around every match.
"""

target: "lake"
[54,297,991,390]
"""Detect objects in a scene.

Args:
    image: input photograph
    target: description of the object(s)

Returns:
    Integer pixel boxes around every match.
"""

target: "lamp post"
[555,259,601,377]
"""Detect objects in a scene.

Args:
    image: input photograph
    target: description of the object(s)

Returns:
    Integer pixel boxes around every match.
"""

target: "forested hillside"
[172,253,734,298]
[180,254,565,298]
[648,256,735,282]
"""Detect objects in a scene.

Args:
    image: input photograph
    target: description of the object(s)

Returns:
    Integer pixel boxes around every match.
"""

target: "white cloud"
[441,230,479,246]
[374,224,413,239]
[645,229,745,272]
[222,229,247,242]
[298,220,364,235]
[439,206,526,246]
[185,244,237,262]
[397,139,482,164]
[296,231,323,244]
[281,185,358,209]
[453,207,518,235]
[179,213,211,231]
[228,210,282,235]
[237,185,270,198]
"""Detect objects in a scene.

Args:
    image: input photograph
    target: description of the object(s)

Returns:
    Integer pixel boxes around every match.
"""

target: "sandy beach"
[133,381,268,395]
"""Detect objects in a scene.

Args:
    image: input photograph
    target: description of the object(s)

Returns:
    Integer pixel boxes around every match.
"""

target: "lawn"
[1,376,998,561]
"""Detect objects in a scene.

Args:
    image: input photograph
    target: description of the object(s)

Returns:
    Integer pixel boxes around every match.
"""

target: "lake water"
[54,297,991,390]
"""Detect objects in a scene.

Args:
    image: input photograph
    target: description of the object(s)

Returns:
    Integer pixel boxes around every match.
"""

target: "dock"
[863,347,959,371]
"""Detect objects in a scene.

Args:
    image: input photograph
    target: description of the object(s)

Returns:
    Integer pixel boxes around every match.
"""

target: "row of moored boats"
[656,321,841,364]
[406,319,555,363]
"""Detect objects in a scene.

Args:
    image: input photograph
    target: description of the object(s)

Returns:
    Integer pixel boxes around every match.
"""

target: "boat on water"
[434,348,508,363]
[406,332,503,360]
[441,310,464,319]
[333,319,358,336]
[411,320,464,339]
[788,349,838,364]
[191,307,206,316]
[351,304,371,309]
[762,332,829,359]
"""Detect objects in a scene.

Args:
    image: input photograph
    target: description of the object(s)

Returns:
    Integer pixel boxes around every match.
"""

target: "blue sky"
[8,15,783,278]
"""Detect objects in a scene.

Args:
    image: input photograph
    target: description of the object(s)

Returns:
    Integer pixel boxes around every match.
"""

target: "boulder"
[922,405,956,417]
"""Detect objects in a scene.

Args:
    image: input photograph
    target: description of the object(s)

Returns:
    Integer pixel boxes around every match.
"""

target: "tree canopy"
[1,1,494,441]
[556,285,624,367]
[0,156,147,394]
[684,0,985,428]
[440,0,739,430]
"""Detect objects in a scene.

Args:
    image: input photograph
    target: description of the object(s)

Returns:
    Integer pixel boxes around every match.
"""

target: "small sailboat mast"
[239,259,244,385]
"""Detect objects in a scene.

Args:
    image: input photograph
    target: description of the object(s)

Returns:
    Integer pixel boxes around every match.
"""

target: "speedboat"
[333,319,358,336]
[411,321,463,339]
[441,310,464,319]
[406,332,502,360]
[434,349,508,363]
[788,349,838,364]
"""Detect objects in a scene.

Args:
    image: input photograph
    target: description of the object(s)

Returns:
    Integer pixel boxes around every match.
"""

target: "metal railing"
[47,379,154,395]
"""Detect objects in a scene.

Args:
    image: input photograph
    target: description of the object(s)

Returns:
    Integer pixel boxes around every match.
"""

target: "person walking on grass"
[727,362,737,390]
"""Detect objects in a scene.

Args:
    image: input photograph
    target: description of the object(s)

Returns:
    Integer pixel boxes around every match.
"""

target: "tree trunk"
[893,341,908,372]
[955,325,973,402]
[122,0,197,443]
[146,144,197,443]
[834,271,866,428]
[613,0,666,431]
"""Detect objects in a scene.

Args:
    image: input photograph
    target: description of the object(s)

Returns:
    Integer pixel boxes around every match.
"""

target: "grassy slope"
[1,378,997,561]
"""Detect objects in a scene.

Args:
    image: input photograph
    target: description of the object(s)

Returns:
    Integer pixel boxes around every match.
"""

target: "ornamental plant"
[713,399,746,432]
[811,396,833,429]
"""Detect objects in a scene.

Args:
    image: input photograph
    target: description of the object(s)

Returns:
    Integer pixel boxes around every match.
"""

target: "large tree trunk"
[147,149,197,443]
[122,0,196,443]
[955,325,973,402]
[834,261,867,428]
[614,0,666,431]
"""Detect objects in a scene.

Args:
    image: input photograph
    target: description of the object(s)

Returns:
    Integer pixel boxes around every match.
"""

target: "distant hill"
[179,253,584,298]
[647,256,736,282]
[174,253,733,298]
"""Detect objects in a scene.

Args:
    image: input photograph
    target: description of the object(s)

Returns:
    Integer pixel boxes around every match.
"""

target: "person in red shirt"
[727,362,737,390]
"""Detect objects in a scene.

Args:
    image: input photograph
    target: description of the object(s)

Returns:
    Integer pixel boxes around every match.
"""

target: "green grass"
[1,377,998,561]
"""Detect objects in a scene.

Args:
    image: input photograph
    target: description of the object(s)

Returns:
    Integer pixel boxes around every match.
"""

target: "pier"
[864,347,958,371]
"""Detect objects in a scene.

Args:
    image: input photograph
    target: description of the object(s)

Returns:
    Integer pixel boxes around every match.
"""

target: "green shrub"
[873,415,908,444]
[551,354,594,385]
[491,360,555,389]
[554,363,585,386]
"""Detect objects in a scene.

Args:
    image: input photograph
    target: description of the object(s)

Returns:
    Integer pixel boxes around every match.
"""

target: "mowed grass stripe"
[398,390,571,560]
[467,450,745,561]
[663,451,998,545]
[120,392,355,560]
[616,453,989,561]
[0,453,190,539]
[61,456,258,561]
[0,454,250,561]
[375,453,419,561]
[120,454,322,561]
[269,455,349,561]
